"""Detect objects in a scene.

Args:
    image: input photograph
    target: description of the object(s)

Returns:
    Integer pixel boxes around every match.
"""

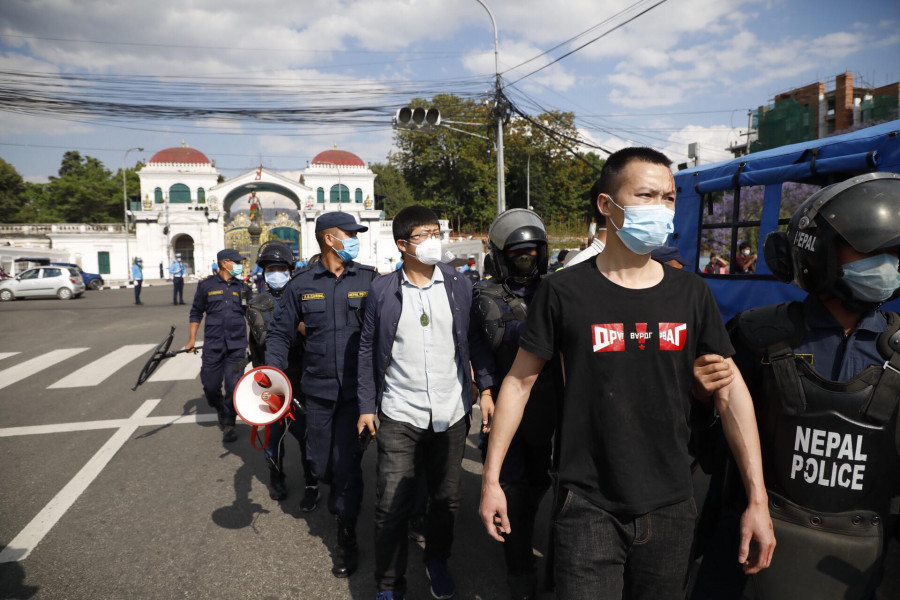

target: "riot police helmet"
[764,172,900,308]
[256,241,294,270]
[487,208,549,283]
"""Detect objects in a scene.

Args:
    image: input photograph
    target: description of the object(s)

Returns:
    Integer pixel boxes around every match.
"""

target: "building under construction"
[727,72,900,157]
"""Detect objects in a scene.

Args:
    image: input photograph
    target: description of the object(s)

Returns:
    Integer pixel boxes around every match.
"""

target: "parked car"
[0,266,85,301]
[51,262,104,290]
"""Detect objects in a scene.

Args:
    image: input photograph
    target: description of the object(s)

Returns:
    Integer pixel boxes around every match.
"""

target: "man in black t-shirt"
[479,147,775,600]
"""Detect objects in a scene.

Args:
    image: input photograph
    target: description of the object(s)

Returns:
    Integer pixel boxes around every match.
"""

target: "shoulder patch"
[302,292,326,301]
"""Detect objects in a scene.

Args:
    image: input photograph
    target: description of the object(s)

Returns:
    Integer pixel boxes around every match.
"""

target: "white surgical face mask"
[406,237,443,265]
[841,253,900,303]
[608,195,674,255]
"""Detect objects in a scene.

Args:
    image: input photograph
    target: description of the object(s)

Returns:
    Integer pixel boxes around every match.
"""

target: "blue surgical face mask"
[265,270,290,290]
[334,236,359,263]
[841,253,900,303]
[608,195,674,255]
[229,263,244,277]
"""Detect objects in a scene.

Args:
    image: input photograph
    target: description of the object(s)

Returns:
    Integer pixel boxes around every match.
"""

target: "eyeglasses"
[408,231,441,242]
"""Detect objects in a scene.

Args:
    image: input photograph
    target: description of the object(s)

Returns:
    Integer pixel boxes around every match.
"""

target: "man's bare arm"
[715,357,776,574]
[479,348,547,542]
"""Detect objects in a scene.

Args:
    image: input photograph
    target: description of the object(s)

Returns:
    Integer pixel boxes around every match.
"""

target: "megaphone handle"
[250,425,270,451]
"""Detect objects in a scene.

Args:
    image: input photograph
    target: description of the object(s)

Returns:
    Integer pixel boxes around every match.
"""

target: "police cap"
[315,212,368,233]
[217,248,246,263]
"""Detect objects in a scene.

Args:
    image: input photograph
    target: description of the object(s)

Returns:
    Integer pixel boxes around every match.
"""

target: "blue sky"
[0,0,898,184]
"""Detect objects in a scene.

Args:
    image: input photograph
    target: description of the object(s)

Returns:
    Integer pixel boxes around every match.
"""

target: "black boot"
[268,465,287,501]
[332,520,358,578]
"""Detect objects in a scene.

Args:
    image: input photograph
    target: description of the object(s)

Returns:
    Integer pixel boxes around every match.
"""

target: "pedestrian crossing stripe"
[47,344,157,389]
[0,342,257,392]
[0,348,89,391]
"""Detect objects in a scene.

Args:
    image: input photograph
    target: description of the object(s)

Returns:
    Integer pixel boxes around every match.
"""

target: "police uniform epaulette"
[292,263,315,277]
[357,263,377,272]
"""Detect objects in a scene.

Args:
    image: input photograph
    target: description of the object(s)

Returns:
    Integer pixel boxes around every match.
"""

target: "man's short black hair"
[597,147,672,198]
[393,205,440,242]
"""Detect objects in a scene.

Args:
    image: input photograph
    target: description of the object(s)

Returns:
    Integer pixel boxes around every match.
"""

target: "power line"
[503,0,670,88]
[0,33,469,56]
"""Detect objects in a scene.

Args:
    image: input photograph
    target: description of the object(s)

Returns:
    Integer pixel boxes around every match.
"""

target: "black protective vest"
[733,302,900,600]
[734,302,900,516]
[473,279,558,446]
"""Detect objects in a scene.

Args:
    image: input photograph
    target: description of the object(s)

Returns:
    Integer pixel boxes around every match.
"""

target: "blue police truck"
[671,119,900,322]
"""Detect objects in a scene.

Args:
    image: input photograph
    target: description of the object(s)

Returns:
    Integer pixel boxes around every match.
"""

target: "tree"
[370,162,413,217]
[391,94,497,231]
[47,151,122,222]
[0,157,27,222]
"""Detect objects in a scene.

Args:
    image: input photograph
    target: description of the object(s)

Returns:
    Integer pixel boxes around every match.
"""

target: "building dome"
[149,146,211,165]
[311,149,365,168]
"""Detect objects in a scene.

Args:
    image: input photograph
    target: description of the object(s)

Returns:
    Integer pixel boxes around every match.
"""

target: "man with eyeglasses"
[358,205,496,600]
[266,211,377,579]
[185,248,252,443]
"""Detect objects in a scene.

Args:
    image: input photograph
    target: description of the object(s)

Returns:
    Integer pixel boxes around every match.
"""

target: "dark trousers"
[133,279,142,303]
[554,489,696,600]
[199,346,245,425]
[480,432,552,582]
[173,276,184,304]
[305,394,363,523]
[373,414,469,595]
[265,411,316,487]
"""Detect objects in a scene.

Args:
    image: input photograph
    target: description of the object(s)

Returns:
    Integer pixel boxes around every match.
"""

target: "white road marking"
[146,341,204,382]
[47,344,157,389]
[0,352,20,361]
[0,413,219,438]
[0,348,89,391]
[0,399,160,563]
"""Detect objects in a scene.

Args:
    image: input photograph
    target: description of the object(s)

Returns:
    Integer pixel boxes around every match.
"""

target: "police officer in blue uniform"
[266,211,377,578]
[170,253,187,305]
[692,173,900,600]
[246,241,319,510]
[186,248,251,443]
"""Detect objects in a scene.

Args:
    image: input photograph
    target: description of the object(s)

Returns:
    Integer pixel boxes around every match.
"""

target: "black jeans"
[373,414,469,595]
[173,276,184,304]
[133,279,142,303]
[554,488,696,600]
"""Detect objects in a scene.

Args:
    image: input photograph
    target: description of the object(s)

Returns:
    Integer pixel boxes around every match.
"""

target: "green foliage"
[0,157,27,222]
[370,162,413,217]
[3,151,143,223]
[390,95,604,233]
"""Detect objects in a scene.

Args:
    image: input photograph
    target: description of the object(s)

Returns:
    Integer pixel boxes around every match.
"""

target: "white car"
[0,266,86,301]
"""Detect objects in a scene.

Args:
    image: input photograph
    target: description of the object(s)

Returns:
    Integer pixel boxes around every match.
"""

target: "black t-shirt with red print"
[520,259,733,514]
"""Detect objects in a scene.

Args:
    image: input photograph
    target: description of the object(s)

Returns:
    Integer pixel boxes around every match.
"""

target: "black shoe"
[216,407,226,430]
[269,466,287,501]
[222,426,237,443]
[179,301,186,305]
[408,515,426,543]
[135,301,143,305]
[332,520,358,578]
[300,486,320,512]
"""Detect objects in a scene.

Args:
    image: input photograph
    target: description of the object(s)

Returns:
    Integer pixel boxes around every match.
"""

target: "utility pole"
[122,146,142,281]
[474,0,505,215]
[745,109,753,155]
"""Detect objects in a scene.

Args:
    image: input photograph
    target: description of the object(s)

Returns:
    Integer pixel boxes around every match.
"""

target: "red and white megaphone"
[233,366,294,449]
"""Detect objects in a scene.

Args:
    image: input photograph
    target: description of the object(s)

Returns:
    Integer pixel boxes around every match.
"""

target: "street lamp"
[474,0,506,215]
[123,146,142,282]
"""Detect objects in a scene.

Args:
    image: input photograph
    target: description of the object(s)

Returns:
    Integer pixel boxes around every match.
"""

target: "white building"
[0,144,485,282]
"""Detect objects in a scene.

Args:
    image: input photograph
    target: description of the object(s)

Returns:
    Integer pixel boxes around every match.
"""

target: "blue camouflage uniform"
[189,273,250,425]
[265,259,377,524]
